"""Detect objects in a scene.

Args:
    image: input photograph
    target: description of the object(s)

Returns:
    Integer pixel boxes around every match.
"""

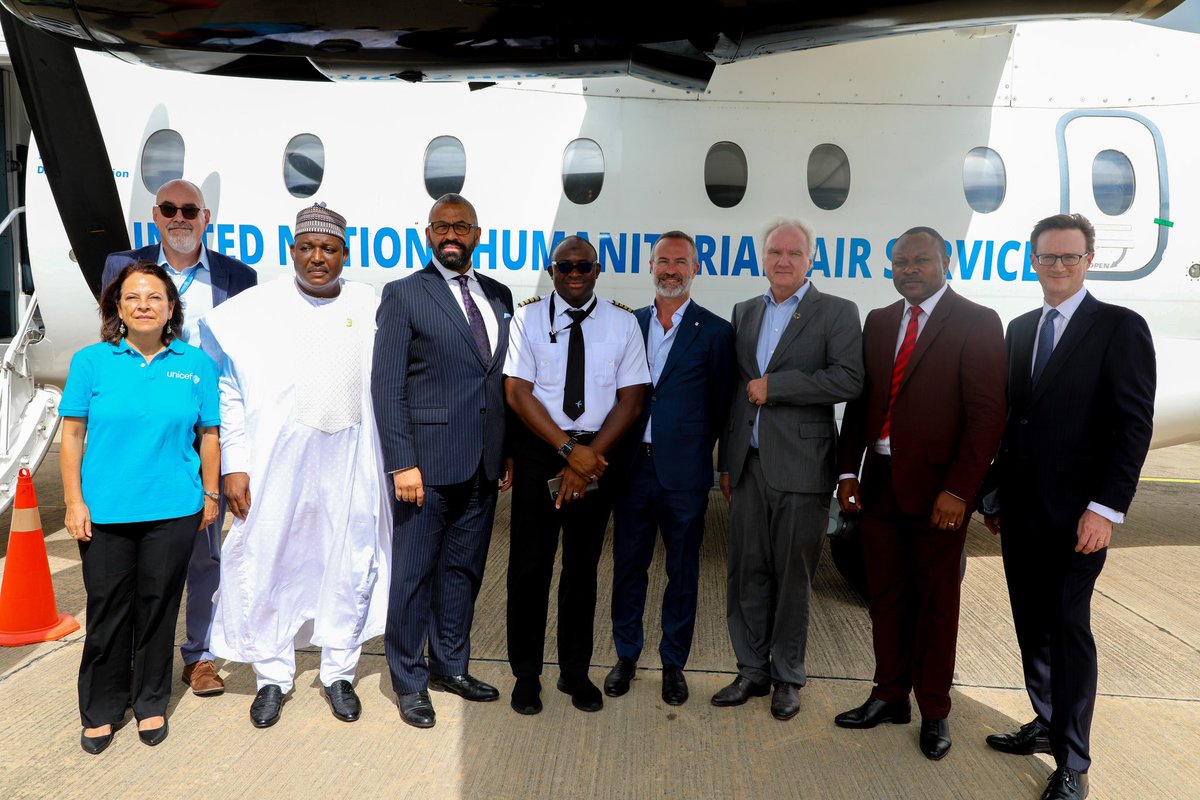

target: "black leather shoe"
[835,696,912,729]
[770,682,801,720]
[398,690,436,728]
[557,675,603,712]
[986,719,1052,755]
[429,673,499,702]
[324,680,362,722]
[1041,766,1089,800]
[138,719,169,747]
[920,718,952,760]
[511,677,542,715]
[604,658,637,697]
[80,727,114,755]
[250,684,284,728]
[711,675,771,707]
[661,666,688,706]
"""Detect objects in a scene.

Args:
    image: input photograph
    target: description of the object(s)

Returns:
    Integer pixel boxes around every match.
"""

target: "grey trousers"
[726,454,829,686]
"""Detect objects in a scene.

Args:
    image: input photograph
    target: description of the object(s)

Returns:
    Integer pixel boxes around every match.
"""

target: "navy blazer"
[102,244,258,305]
[371,264,513,485]
[992,292,1156,531]
[633,300,735,492]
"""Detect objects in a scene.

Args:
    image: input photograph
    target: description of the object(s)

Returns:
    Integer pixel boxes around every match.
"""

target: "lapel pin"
[792,313,801,320]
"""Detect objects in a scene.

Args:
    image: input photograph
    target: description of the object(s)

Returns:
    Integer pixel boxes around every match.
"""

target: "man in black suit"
[984,213,1155,800]
[102,178,257,697]
[604,231,734,706]
[372,193,513,729]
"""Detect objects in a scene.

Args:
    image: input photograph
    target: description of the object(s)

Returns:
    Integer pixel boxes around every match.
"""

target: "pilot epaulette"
[610,300,635,313]
[518,295,542,308]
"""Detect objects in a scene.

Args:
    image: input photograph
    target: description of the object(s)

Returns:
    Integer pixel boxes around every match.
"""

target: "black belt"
[747,446,760,458]
[567,430,597,445]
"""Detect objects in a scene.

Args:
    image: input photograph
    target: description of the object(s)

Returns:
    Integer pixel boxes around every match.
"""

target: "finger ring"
[572,492,580,498]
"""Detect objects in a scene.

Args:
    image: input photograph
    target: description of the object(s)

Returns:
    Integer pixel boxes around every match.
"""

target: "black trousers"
[507,430,616,680]
[77,512,199,727]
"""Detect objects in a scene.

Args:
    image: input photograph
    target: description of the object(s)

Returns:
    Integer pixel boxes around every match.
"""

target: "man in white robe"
[200,203,390,727]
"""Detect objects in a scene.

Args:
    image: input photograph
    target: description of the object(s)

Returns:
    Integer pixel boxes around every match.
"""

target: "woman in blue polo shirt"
[60,262,220,755]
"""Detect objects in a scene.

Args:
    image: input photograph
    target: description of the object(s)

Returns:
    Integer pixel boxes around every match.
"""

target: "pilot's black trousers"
[77,512,199,728]
[507,430,615,682]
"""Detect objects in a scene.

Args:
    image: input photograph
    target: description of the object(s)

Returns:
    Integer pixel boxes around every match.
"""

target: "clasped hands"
[555,444,606,509]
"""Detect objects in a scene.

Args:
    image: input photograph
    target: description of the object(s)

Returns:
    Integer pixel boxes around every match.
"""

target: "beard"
[163,225,202,255]
[436,239,474,269]
[654,272,692,299]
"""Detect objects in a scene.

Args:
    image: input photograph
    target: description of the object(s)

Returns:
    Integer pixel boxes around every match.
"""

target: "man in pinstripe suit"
[371,194,514,729]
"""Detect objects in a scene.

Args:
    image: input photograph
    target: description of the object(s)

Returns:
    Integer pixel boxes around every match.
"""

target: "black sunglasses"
[551,260,597,275]
[157,203,203,220]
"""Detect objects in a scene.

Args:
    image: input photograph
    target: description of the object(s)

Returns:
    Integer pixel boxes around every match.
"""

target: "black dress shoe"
[711,675,771,707]
[80,728,114,755]
[398,690,436,729]
[661,666,688,706]
[604,658,637,698]
[138,719,169,747]
[324,680,362,722]
[770,682,801,720]
[429,673,499,702]
[511,677,542,715]
[557,675,603,712]
[1041,766,1089,800]
[250,684,284,728]
[835,696,912,729]
[986,719,1052,755]
[920,718,952,760]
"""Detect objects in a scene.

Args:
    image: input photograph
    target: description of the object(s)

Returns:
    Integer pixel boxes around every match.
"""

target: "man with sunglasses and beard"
[102,178,257,699]
[503,236,649,716]
[372,193,514,729]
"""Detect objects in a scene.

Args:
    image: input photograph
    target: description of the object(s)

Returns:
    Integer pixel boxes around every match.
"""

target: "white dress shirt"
[432,255,500,357]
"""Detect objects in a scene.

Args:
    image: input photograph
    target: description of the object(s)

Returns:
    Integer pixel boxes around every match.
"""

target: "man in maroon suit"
[833,226,1006,760]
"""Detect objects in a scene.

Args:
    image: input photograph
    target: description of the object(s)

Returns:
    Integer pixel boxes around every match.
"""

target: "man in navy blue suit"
[102,178,257,697]
[604,231,733,706]
[371,193,513,729]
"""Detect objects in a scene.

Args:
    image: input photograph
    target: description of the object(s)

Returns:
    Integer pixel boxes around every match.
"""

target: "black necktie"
[563,308,589,420]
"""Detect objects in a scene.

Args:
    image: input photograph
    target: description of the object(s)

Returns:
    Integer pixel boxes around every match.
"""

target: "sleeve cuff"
[1087,501,1125,524]
[837,473,857,482]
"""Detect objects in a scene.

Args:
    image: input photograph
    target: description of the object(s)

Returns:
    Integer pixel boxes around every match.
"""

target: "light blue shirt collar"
[156,245,210,274]
[763,280,810,308]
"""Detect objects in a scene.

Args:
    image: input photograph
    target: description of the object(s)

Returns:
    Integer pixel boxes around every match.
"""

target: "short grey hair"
[762,217,817,258]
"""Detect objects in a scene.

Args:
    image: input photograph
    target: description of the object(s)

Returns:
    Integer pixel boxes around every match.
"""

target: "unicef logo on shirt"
[166,370,199,384]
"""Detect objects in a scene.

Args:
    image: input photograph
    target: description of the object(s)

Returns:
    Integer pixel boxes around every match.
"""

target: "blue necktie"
[1031,308,1059,386]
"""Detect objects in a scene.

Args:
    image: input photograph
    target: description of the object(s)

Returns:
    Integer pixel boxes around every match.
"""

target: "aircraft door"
[1056,110,1169,281]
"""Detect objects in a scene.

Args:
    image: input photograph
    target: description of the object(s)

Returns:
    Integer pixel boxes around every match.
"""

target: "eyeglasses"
[429,221,477,236]
[551,260,597,275]
[156,203,203,220]
[1033,252,1090,267]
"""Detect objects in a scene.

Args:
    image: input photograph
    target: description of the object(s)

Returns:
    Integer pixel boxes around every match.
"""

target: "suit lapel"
[1009,311,1038,408]
[479,274,510,370]
[765,283,819,373]
[897,287,955,393]
[738,298,766,379]
[207,250,230,306]
[420,264,486,365]
[1030,293,1099,405]
[656,302,703,386]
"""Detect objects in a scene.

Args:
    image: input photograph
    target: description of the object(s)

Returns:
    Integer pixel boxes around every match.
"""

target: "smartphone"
[547,476,599,500]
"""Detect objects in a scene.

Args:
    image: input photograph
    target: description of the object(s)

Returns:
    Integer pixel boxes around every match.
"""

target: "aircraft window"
[424,135,467,198]
[562,138,604,205]
[704,142,747,208]
[1092,149,1135,216]
[963,147,1006,213]
[140,129,185,193]
[808,144,850,210]
[282,134,325,198]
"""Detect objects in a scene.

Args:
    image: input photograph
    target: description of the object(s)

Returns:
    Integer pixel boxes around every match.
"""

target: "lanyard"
[175,265,201,297]
[548,293,598,343]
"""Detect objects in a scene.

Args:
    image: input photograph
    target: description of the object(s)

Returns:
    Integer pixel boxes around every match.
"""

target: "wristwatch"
[557,437,577,460]
[204,490,220,501]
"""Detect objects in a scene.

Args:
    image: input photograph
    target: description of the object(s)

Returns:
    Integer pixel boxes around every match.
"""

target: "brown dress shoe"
[182,659,225,696]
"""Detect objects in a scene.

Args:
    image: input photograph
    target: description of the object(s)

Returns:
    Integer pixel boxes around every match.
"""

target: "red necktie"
[879,307,921,441]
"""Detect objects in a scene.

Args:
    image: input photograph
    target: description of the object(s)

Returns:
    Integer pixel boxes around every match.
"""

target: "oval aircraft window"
[1092,149,1135,216]
[424,136,467,198]
[962,147,1006,213]
[807,143,850,211]
[704,142,747,208]
[282,134,325,198]
[139,129,185,193]
[562,138,604,205]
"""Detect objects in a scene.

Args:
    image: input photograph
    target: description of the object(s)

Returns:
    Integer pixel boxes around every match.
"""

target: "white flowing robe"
[199,277,391,661]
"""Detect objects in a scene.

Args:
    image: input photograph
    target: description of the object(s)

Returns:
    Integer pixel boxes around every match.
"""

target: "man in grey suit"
[372,193,513,729]
[102,178,257,697]
[713,217,863,720]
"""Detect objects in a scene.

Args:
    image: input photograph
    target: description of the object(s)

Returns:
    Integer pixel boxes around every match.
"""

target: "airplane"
[0,0,1198,529]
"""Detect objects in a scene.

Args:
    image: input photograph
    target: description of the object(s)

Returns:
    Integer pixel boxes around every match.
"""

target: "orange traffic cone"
[0,468,79,646]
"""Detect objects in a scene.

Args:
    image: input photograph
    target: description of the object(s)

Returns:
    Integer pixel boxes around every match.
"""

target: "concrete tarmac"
[0,445,1197,799]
